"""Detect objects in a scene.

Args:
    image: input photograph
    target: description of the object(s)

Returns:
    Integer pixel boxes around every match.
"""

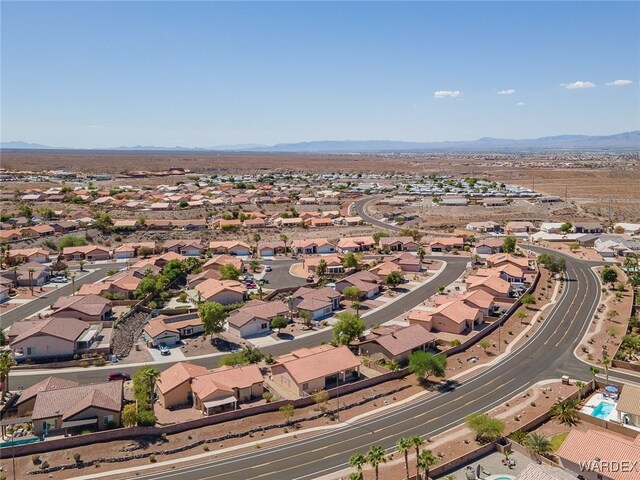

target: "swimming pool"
[591,401,616,419]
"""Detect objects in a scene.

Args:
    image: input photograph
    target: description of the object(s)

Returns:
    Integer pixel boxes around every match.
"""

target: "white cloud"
[433,90,462,99]
[606,79,632,86]
[516,102,525,106]
[561,81,596,89]
[497,89,515,95]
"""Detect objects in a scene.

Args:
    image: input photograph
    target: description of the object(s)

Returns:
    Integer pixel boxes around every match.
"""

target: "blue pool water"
[592,401,615,419]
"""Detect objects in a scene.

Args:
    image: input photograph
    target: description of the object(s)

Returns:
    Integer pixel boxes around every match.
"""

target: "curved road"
[13,257,469,388]
[117,201,640,480]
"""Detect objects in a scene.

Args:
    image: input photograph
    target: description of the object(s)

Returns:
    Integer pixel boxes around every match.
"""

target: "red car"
[108,372,131,382]
[245,282,257,289]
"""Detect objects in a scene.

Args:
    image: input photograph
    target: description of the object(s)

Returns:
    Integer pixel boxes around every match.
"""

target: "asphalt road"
[120,208,640,480]
[258,258,308,290]
[13,256,469,388]
[1,262,128,328]
[353,196,397,231]
[124,249,640,480]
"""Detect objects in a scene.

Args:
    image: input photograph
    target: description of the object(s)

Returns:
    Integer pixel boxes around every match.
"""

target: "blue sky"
[2,1,639,148]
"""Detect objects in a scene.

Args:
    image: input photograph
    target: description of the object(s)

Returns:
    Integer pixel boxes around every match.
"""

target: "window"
[27,347,36,356]
[104,415,113,425]
[261,323,268,330]
[302,383,309,391]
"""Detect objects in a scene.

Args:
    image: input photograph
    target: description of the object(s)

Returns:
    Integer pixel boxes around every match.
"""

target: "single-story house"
[616,384,640,428]
[30,380,123,435]
[474,238,503,256]
[336,236,375,253]
[226,299,289,338]
[191,279,247,305]
[292,286,341,320]
[270,345,361,397]
[291,238,336,255]
[408,299,484,334]
[163,240,206,257]
[303,254,344,274]
[208,241,252,256]
[61,245,111,261]
[9,247,51,264]
[9,317,102,362]
[465,274,512,299]
[257,241,287,257]
[356,324,437,364]
[335,270,382,299]
[16,377,81,416]
[52,294,113,323]
[379,236,421,252]
[429,237,464,253]
[144,313,204,347]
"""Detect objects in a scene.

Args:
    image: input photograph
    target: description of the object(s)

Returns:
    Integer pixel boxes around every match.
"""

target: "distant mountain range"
[2,131,638,153]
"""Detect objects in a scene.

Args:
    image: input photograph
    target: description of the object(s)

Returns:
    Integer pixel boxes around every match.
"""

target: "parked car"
[306,275,315,282]
[51,276,67,283]
[108,372,131,382]
[264,265,272,272]
[159,343,170,355]
[245,282,257,289]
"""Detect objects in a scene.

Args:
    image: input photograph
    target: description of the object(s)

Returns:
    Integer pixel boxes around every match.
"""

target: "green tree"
[342,286,362,302]
[601,266,618,287]
[396,437,412,480]
[465,412,505,443]
[133,365,160,410]
[271,316,288,331]
[343,252,360,270]
[332,312,366,345]
[122,403,138,427]
[349,453,366,479]
[219,263,242,280]
[280,233,289,256]
[559,222,573,233]
[502,236,517,253]
[520,294,536,308]
[385,270,405,288]
[0,351,15,404]
[95,213,114,233]
[399,228,422,242]
[198,301,227,343]
[550,399,580,426]
[58,236,88,250]
[417,247,426,263]
[417,450,438,480]
[409,351,447,383]
[249,259,260,272]
[279,403,295,423]
[538,254,566,276]
[526,433,552,459]
[373,231,390,244]
[366,445,387,480]
[162,259,187,282]
[316,259,328,277]
[410,435,425,479]
[478,339,491,354]
[252,233,261,257]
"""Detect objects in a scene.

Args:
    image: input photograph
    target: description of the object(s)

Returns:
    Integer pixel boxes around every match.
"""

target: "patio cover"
[61,418,98,428]
[203,395,237,411]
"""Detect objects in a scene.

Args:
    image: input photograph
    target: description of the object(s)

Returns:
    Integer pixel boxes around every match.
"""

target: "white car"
[51,276,67,283]
[264,265,272,272]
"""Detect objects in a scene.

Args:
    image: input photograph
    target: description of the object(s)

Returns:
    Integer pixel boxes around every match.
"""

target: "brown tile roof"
[156,362,208,395]
[31,381,123,420]
[359,325,436,356]
[227,300,288,328]
[203,254,243,271]
[195,279,246,300]
[191,365,263,400]
[274,345,360,385]
[617,384,640,416]
[17,376,80,407]
[52,294,112,317]
[557,430,640,480]
[10,317,89,345]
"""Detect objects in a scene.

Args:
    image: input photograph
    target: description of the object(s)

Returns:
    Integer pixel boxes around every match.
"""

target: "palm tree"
[589,366,600,385]
[550,399,580,426]
[417,247,426,264]
[143,367,161,407]
[71,272,77,295]
[28,267,35,295]
[410,435,425,479]
[349,452,366,479]
[286,295,296,318]
[79,260,86,272]
[417,450,437,480]
[396,437,412,480]
[280,233,289,256]
[10,266,19,288]
[0,351,15,404]
[366,445,387,480]
[526,433,552,460]
[252,233,261,258]
[599,357,611,385]
[352,301,362,316]
[575,380,586,400]
[317,259,327,278]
